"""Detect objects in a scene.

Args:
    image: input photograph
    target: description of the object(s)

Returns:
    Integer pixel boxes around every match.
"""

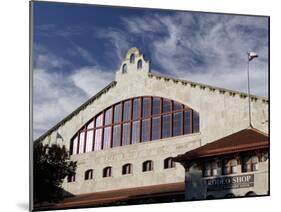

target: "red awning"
[174,127,268,162]
[53,182,184,209]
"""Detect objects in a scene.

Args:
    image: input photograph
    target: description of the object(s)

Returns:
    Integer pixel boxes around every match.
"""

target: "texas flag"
[248,52,258,61]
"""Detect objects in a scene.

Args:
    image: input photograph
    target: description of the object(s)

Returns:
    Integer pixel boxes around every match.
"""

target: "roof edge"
[174,127,268,162]
[149,72,268,101]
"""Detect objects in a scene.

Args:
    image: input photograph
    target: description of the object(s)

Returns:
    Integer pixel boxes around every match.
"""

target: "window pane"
[112,125,121,147]
[87,119,94,129]
[152,117,161,140]
[162,99,171,113]
[253,163,258,171]
[141,119,150,142]
[114,104,122,123]
[94,129,102,151]
[184,111,191,134]
[193,111,200,133]
[152,97,160,115]
[85,130,93,152]
[132,121,140,144]
[173,112,182,136]
[72,136,78,155]
[142,97,151,118]
[133,98,141,120]
[103,127,111,149]
[96,113,103,128]
[122,123,131,146]
[137,59,142,69]
[173,101,183,111]
[123,100,131,121]
[104,108,113,125]
[79,131,85,153]
[162,114,171,138]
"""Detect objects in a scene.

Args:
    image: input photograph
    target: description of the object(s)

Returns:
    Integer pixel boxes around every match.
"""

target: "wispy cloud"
[117,12,268,97]
[94,28,131,64]
[33,9,268,139]
[33,46,114,139]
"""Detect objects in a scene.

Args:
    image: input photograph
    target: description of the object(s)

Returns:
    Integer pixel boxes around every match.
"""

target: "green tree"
[33,142,77,205]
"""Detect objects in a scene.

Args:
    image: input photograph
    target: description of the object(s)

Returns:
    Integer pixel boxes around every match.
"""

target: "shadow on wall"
[33,187,75,210]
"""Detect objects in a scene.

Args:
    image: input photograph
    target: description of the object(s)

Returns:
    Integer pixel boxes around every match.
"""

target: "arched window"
[203,160,219,177]
[223,159,237,175]
[122,163,132,175]
[164,157,175,169]
[122,64,127,73]
[103,166,112,178]
[242,155,259,172]
[137,59,142,69]
[84,169,93,180]
[143,160,153,172]
[70,96,200,155]
[130,54,135,63]
[67,173,76,183]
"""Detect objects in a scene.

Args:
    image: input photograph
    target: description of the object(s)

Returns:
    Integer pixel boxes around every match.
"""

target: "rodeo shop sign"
[206,174,254,191]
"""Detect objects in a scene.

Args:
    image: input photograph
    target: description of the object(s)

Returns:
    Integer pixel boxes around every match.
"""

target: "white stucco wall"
[38,48,268,195]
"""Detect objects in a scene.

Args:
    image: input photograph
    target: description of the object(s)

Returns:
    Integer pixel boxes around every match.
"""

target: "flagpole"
[247,53,252,128]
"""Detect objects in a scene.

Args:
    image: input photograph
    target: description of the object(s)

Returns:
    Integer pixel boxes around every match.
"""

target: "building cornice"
[148,72,268,102]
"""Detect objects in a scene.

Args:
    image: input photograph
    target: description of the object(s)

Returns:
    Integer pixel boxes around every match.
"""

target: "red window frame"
[70,96,199,155]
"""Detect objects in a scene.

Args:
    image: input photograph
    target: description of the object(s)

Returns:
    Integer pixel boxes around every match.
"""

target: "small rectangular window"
[96,113,103,128]
[72,136,78,155]
[94,129,102,151]
[103,127,111,149]
[193,111,200,133]
[141,119,151,142]
[104,108,113,125]
[122,123,131,145]
[162,99,171,113]
[123,100,131,121]
[152,117,161,140]
[184,111,191,134]
[162,114,171,138]
[112,125,121,147]
[114,104,122,123]
[173,112,182,136]
[133,98,141,120]
[152,97,160,115]
[85,130,93,152]
[142,97,151,118]
[79,131,85,154]
[132,121,140,144]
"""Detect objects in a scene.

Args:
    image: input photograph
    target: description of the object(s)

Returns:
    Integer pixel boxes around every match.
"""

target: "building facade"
[35,47,268,201]
[174,128,269,200]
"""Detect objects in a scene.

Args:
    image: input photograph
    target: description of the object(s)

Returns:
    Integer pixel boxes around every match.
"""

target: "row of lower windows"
[203,155,259,177]
[67,158,175,182]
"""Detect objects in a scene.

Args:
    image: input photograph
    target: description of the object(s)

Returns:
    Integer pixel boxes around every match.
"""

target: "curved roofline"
[34,70,268,143]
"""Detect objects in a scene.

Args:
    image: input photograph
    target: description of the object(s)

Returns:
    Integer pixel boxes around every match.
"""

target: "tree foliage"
[33,142,77,204]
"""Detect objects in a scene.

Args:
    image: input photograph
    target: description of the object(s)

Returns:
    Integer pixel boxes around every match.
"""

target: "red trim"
[70,96,199,155]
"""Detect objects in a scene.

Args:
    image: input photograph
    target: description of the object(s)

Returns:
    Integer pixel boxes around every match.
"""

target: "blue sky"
[33,1,269,139]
